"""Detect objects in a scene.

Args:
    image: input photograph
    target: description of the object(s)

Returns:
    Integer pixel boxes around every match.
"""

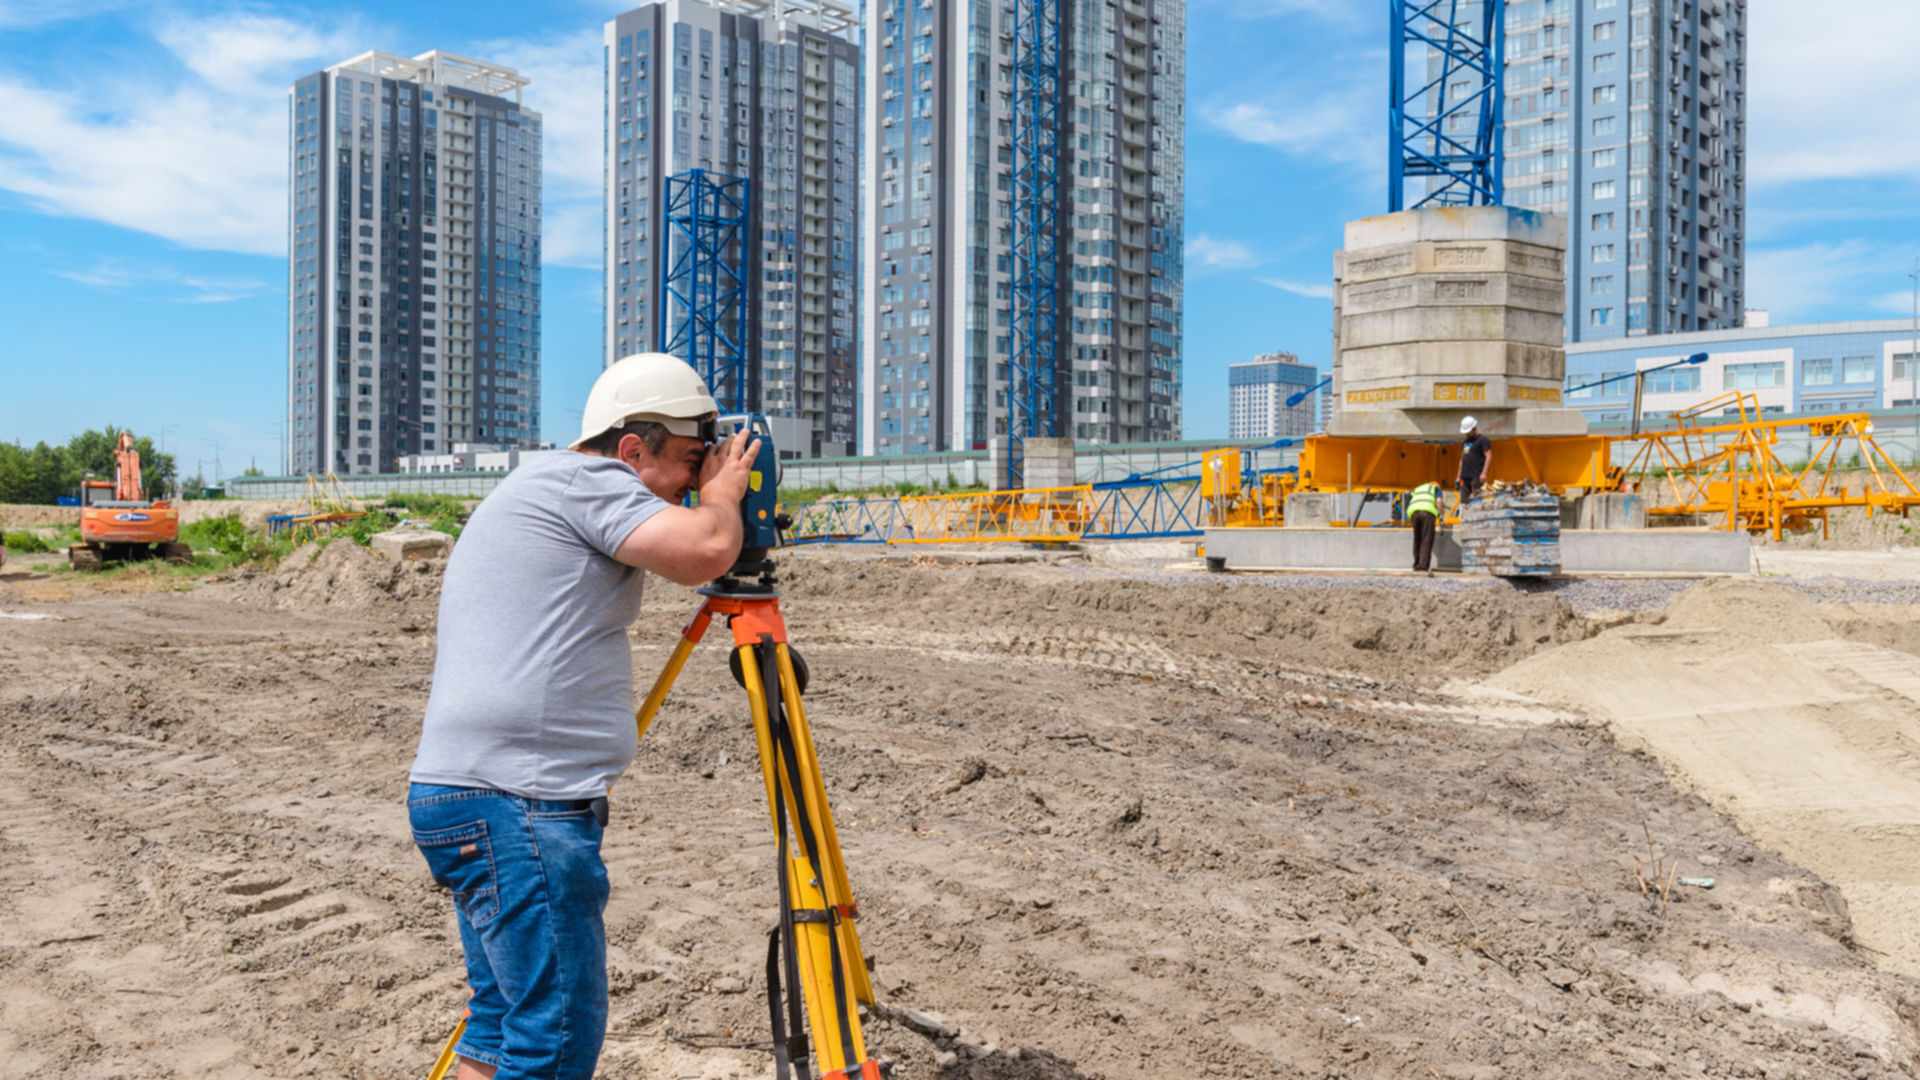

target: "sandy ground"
[1493,578,1920,981]
[2,544,1919,1078]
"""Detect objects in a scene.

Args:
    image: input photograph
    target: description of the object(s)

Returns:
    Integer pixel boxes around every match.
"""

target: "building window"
[1569,370,1630,399]
[1591,116,1617,138]
[1592,52,1617,74]
[1646,367,1699,394]
[1894,353,1919,384]
[1593,21,1616,41]
[1592,212,1615,231]
[1592,148,1617,168]
[1590,243,1616,262]
[1591,180,1616,199]
[1590,307,1614,327]
[1842,356,1876,384]
[1802,358,1834,386]
[1592,84,1618,105]
[1725,362,1786,390]
[1591,275,1616,294]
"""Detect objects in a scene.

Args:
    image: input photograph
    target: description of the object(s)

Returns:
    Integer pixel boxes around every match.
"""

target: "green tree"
[0,428,177,504]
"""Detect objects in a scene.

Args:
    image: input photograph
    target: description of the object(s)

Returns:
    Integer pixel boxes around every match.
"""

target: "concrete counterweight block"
[1329,206,1589,439]
[371,529,453,562]
[988,435,1077,492]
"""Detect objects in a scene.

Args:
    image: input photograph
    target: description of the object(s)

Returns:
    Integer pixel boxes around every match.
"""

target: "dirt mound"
[779,557,1591,680]
[228,540,444,616]
[1662,576,1831,643]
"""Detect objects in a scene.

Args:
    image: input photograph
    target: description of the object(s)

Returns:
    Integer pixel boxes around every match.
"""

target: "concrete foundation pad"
[1202,526,1750,575]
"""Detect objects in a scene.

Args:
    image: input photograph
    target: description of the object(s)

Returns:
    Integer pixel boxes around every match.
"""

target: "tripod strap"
[758,636,864,1072]
[764,680,810,1080]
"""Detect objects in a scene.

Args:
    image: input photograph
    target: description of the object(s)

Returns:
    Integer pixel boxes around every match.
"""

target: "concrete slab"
[1203,526,1751,575]
[370,529,452,562]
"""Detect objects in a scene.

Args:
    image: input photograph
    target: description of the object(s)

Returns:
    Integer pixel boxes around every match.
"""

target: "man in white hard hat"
[406,352,758,1080]
[1457,415,1492,504]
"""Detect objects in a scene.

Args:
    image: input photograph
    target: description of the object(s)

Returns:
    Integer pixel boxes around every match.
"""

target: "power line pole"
[205,438,225,486]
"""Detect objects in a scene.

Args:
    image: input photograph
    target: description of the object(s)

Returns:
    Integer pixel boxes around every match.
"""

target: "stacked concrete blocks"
[1459,490,1563,577]
[1330,207,1588,439]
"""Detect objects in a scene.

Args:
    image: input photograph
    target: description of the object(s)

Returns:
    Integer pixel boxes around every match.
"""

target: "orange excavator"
[70,431,191,570]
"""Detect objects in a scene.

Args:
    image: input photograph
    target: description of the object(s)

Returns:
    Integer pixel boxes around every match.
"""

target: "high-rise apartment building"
[860,0,1185,456]
[605,0,861,457]
[1496,0,1745,343]
[288,51,542,476]
[1227,353,1319,439]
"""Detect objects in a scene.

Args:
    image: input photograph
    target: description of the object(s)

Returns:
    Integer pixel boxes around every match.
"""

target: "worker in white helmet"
[406,352,758,1080]
[1457,415,1492,504]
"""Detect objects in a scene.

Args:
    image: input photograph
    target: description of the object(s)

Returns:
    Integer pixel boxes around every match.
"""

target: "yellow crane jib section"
[1620,392,1920,540]
[1296,434,1616,494]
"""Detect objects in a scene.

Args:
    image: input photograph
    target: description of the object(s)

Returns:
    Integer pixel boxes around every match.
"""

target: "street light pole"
[1909,256,1917,460]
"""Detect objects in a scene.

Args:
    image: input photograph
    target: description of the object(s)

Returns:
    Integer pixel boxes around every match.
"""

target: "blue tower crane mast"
[1008,0,1064,489]
[1388,0,1506,211]
[660,168,753,413]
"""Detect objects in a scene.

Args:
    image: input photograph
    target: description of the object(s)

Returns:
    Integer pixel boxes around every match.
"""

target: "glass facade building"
[1564,318,1920,425]
[288,51,542,476]
[860,0,1185,455]
[1457,0,1745,344]
[1227,353,1320,440]
[605,0,861,457]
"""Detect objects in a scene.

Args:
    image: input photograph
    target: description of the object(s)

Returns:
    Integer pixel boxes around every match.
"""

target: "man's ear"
[618,432,645,463]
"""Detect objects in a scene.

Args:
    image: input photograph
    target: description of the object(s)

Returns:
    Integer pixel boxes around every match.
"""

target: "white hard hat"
[1459,415,1478,434]
[574,352,719,447]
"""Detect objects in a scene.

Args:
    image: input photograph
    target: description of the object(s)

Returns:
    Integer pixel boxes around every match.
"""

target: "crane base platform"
[1201,526,1750,575]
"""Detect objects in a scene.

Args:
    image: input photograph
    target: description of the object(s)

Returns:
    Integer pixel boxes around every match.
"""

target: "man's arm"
[1481,442,1493,483]
[613,433,759,586]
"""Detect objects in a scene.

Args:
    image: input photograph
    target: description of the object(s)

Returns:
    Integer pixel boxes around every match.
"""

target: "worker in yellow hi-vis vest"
[1408,480,1442,575]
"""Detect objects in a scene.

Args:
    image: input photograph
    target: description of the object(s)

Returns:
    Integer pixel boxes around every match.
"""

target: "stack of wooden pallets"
[1460,488,1561,577]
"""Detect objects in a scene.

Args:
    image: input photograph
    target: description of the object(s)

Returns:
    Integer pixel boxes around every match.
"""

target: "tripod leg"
[426,1014,466,1080]
[633,605,715,746]
[738,638,880,1080]
[772,643,876,1009]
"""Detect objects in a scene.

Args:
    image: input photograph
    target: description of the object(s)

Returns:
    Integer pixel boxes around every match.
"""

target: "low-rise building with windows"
[1564,316,1920,427]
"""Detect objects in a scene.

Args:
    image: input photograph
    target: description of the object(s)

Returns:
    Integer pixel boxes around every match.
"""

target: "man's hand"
[696,430,759,506]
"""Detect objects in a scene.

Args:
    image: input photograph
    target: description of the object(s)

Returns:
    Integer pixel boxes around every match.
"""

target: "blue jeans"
[408,783,610,1080]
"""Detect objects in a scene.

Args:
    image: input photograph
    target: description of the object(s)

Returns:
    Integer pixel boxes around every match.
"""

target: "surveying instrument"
[429,416,886,1080]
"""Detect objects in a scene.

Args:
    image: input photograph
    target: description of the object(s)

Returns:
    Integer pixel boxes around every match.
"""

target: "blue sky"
[2,0,1917,478]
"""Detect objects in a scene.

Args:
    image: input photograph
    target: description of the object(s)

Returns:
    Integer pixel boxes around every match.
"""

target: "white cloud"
[1203,77,1379,172]
[1257,276,1332,300]
[1202,0,1354,19]
[1745,240,1919,324]
[478,28,606,269]
[0,12,608,269]
[0,13,366,256]
[1185,233,1259,271]
[1747,1,1920,184]
[0,0,132,29]
[52,257,269,303]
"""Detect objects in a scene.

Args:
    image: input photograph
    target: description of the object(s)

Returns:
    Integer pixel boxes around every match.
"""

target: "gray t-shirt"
[409,452,669,800]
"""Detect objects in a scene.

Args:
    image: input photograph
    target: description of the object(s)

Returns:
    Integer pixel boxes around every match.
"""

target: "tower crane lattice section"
[1388,0,1506,211]
[1007,0,1063,488]
[660,169,753,413]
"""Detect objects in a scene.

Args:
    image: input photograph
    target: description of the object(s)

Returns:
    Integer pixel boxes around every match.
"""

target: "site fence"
[220,427,1918,503]
[226,439,1298,502]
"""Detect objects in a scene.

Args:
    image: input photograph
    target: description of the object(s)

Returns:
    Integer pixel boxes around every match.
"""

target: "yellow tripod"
[428,557,883,1080]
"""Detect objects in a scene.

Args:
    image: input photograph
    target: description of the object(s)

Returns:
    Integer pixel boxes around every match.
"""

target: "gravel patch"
[1776,577,1920,606]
